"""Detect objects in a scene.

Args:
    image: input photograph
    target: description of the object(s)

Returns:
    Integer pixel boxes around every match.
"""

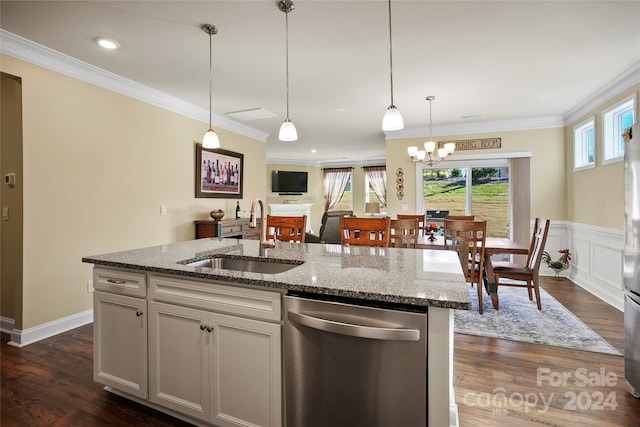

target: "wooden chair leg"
[477,282,483,315]
[533,279,542,310]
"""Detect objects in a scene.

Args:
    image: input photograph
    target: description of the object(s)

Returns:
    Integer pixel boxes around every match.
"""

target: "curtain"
[363,166,387,207]
[323,167,352,211]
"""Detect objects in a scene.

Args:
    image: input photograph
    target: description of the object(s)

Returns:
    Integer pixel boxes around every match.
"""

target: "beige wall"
[385,127,566,221]
[266,164,323,232]
[1,72,24,327]
[1,55,267,330]
[565,85,639,230]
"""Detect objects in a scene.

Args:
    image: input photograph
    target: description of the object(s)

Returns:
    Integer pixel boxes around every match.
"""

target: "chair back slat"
[266,215,307,243]
[390,218,419,248]
[444,220,487,286]
[527,218,551,271]
[397,214,426,235]
[340,217,391,247]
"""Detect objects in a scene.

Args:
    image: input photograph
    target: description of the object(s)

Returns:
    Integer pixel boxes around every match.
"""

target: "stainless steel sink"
[184,255,302,274]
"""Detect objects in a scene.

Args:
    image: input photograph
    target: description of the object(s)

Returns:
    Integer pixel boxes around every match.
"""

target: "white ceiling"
[2,1,639,165]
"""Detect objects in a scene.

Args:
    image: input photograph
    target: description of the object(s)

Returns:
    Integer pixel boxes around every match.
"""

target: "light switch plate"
[400,204,409,211]
[160,205,167,215]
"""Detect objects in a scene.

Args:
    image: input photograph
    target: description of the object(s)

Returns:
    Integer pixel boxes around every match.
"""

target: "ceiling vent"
[225,108,276,121]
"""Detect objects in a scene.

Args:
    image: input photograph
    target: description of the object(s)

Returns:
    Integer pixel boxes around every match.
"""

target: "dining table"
[415,235,529,310]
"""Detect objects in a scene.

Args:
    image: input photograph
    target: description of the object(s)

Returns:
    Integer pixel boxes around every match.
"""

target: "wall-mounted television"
[271,170,308,194]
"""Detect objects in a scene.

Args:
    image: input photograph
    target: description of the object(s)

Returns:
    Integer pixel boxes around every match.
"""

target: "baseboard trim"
[8,310,93,347]
[1,316,15,335]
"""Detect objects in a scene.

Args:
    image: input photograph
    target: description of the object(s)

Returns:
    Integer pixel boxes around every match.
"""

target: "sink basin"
[184,255,303,274]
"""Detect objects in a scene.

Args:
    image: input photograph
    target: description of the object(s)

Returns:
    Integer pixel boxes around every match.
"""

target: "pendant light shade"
[279,0,297,141]
[383,105,404,131]
[279,119,298,141]
[202,23,220,149]
[382,0,404,132]
[203,129,220,148]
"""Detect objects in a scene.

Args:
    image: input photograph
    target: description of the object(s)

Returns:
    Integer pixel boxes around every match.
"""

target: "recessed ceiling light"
[94,37,120,49]
[311,149,317,153]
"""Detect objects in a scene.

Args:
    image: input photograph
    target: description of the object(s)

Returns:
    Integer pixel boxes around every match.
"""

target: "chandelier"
[407,96,455,167]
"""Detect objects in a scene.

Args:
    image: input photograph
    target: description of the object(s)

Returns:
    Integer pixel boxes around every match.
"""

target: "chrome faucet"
[249,198,275,254]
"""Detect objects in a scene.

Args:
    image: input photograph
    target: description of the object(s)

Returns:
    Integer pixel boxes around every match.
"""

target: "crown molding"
[564,62,640,125]
[387,115,565,140]
[267,156,387,167]
[0,29,270,143]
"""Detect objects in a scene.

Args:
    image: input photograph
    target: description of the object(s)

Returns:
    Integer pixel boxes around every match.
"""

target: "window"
[603,95,635,164]
[363,166,387,210]
[332,175,352,211]
[420,160,510,237]
[574,117,595,170]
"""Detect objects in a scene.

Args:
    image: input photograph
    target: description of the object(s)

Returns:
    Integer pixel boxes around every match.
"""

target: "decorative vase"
[210,209,225,220]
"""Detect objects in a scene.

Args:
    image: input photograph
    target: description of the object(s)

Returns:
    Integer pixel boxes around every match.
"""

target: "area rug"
[454,285,621,356]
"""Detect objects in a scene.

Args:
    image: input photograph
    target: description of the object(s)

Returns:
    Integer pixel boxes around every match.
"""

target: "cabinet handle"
[107,279,126,284]
[206,326,214,333]
[136,311,143,317]
[200,324,207,331]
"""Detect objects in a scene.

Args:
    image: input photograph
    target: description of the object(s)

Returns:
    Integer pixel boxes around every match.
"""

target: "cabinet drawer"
[220,225,242,236]
[94,267,147,297]
[149,274,281,322]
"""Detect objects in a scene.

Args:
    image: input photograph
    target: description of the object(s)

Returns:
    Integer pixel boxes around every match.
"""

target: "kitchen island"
[83,237,470,427]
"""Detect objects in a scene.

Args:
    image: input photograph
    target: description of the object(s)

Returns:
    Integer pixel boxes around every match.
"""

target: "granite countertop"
[82,238,471,310]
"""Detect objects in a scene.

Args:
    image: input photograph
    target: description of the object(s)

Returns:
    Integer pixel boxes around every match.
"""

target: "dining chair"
[340,216,390,247]
[266,215,307,243]
[397,214,426,235]
[443,216,475,247]
[491,218,550,310]
[390,218,419,248]
[444,220,487,314]
[444,215,475,221]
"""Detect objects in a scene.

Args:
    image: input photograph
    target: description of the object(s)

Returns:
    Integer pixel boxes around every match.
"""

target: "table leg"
[483,254,499,310]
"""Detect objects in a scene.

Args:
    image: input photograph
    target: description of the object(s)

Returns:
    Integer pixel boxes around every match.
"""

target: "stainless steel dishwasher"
[284,294,427,427]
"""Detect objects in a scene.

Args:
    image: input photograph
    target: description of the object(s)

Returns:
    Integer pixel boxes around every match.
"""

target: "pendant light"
[202,24,220,149]
[382,0,404,131]
[278,0,298,141]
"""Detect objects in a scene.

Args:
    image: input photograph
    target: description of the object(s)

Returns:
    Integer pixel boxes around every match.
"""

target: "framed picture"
[195,144,243,198]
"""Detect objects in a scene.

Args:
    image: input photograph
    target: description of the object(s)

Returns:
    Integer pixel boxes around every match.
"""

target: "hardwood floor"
[455,277,639,427]
[1,277,639,426]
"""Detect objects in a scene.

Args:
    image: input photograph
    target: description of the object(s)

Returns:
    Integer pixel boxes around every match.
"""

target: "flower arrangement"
[425,222,440,241]
[425,222,440,233]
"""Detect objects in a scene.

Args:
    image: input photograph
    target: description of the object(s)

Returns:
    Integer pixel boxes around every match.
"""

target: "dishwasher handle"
[287,310,420,342]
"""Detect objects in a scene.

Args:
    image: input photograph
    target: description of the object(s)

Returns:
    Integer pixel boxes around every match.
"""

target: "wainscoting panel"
[567,222,624,311]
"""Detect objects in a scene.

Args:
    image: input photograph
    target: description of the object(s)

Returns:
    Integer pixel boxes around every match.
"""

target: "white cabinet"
[93,269,283,427]
[93,290,147,399]
[149,300,282,427]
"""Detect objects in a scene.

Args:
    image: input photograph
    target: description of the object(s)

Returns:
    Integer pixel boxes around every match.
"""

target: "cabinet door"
[93,291,147,399]
[211,313,282,427]
[148,301,210,421]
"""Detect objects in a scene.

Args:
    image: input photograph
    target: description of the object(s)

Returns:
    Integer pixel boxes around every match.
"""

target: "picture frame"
[195,144,243,198]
